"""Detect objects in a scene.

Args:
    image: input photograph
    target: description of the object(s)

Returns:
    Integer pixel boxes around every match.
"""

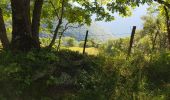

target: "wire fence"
[65,32,131,42]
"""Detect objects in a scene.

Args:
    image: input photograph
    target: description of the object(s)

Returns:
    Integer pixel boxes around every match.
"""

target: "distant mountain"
[40,22,114,42]
[63,22,114,42]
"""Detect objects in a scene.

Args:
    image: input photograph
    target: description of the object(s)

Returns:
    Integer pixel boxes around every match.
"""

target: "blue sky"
[93,4,149,37]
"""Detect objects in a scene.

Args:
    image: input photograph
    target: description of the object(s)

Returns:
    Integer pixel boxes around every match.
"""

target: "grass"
[0,42,99,55]
[0,43,2,50]
[68,47,99,55]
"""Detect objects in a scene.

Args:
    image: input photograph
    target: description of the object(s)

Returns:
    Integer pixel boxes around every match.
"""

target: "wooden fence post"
[127,26,136,57]
[83,30,89,54]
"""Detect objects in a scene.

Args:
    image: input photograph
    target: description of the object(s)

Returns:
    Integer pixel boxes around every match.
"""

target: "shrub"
[63,37,77,47]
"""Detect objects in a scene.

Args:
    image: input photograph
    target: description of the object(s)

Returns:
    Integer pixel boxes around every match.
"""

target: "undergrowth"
[0,49,169,100]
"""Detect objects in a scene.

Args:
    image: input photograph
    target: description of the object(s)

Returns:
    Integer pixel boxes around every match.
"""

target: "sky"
[93,4,149,38]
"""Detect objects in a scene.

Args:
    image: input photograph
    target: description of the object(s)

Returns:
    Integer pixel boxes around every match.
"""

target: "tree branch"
[49,0,59,20]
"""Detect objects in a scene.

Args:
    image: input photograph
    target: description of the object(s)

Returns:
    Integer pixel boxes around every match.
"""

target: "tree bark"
[164,6,170,49]
[32,0,44,49]
[10,0,36,51]
[0,8,10,49]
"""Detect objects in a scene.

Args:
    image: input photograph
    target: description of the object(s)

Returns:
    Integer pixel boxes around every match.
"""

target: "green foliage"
[0,49,115,99]
[40,38,52,47]
[145,52,170,88]
[97,12,170,99]
[78,40,95,48]
[0,47,169,100]
[99,48,170,99]
[63,37,77,47]
[99,38,129,56]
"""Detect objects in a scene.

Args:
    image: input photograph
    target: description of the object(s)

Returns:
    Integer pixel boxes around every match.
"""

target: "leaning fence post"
[127,26,136,57]
[83,30,89,54]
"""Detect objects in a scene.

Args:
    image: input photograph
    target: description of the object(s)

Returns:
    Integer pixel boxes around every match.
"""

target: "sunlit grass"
[0,43,99,55]
[68,47,99,55]
[0,43,2,50]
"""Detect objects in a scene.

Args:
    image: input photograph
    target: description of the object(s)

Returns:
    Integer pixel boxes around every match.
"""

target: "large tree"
[0,0,43,51]
[10,0,34,51]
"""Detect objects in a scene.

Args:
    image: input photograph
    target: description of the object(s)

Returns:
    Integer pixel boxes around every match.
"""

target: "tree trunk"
[32,0,44,49]
[0,8,10,49]
[48,19,62,48]
[48,0,65,49]
[164,6,170,49]
[10,0,36,51]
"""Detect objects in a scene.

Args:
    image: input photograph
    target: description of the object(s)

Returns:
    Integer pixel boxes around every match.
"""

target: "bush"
[88,39,98,48]
[99,38,129,56]
[79,41,94,48]
[145,52,170,89]
[63,37,77,47]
